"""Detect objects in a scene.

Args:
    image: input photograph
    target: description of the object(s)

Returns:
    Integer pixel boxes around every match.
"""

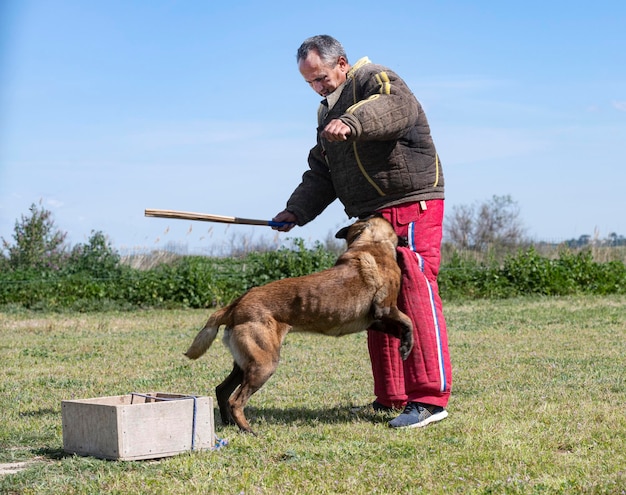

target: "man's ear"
[337,56,349,73]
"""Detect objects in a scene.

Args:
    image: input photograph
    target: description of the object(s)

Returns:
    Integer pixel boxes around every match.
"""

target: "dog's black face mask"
[335,224,364,245]
[335,215,408,248]
[335,214,384,244]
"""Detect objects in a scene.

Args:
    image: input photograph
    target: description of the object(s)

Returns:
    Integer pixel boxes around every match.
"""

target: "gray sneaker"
[388,402,448,429]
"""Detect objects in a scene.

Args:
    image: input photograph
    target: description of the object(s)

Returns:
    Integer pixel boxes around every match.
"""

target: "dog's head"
[335,214,399,249]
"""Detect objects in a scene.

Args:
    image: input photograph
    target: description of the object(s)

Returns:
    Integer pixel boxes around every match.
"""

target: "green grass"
[1,295,625,494]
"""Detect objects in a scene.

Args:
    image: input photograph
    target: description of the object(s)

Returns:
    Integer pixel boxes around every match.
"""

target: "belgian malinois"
[185,215,413,434]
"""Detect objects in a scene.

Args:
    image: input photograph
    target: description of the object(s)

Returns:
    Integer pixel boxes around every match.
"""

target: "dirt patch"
[0,462,31,476]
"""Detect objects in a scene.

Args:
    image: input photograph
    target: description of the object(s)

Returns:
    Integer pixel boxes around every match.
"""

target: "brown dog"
[184,215,413,434]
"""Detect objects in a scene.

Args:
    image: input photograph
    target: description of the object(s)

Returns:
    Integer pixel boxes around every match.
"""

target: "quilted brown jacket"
[286,57,444,225]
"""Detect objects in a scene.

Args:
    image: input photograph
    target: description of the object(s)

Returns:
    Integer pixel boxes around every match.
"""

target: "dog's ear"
[335,226,350,239]
[359,213,383,222]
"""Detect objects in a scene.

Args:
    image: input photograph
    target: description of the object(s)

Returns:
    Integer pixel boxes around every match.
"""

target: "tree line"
[1,200,624,311]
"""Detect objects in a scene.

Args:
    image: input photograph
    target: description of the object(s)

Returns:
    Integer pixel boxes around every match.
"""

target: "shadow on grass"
[213,404,392,430]
[31,447,68,460]
[18,408,58,418]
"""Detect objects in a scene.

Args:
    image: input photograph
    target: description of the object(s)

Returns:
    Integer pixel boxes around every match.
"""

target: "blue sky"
[1,1,625,253]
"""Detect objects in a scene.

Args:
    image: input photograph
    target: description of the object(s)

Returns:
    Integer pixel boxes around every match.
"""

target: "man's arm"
[273,145,338,229]
[340,68,419,141]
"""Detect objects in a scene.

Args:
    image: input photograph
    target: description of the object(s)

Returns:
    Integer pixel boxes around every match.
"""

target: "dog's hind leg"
[216,362,244,426]
[223,319,288,434]
[229,359,279,435]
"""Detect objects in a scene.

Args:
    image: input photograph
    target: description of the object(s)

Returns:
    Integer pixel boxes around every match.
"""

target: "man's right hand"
[272,210,298,232]
[321,119,351,142]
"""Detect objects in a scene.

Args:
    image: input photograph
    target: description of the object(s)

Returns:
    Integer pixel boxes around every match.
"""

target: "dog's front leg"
[383,307,414,360]
[370,287,391,321]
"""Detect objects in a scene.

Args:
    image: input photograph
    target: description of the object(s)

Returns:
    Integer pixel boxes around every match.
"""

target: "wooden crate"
[61,392,214,460]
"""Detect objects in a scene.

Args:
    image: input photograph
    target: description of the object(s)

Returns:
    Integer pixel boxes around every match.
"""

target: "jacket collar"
[347,57,371,79]
[318,57,372,119]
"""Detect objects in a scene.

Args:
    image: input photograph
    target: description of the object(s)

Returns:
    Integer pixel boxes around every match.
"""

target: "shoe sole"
[389,409,448,429]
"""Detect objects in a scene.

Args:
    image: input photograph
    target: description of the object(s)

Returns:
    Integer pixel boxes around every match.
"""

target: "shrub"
[241,239,336,289]
[500,247,567,296]
[66,231,121,278]
[1,202,68,271]
[1,231,624,310]
[439,247,626,300]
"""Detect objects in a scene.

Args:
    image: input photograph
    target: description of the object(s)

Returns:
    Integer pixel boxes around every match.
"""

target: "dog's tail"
[184,306,231,360]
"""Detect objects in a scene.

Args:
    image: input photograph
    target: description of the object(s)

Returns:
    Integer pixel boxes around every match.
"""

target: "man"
[273,35,451,428]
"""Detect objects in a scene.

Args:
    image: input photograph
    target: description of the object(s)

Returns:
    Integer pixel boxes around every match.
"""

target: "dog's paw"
[399,342,413,361]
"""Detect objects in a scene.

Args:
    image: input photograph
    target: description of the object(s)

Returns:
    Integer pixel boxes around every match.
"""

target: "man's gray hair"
[296,35,348,66]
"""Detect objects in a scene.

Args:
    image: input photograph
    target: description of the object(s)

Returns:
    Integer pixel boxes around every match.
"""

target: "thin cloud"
[611,101,626,112]
[46,198,64,208]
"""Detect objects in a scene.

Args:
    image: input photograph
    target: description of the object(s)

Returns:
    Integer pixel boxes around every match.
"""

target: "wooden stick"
[144,208,291,227]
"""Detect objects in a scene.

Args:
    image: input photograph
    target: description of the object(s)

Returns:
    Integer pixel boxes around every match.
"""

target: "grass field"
[1,295,625,494]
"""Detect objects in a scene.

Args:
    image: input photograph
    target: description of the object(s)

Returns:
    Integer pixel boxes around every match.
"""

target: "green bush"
[133,256,247,308]
[438,253,488,300]
[438,247,626,300]
[1,202,68,271]
[65,231,121,278]
[242,239,336,288]
[501,247,566,296]
[1,239,624,311]
[3,201,623,310]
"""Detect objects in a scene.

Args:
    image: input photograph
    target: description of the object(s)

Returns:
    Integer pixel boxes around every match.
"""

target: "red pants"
[368,200,452,408]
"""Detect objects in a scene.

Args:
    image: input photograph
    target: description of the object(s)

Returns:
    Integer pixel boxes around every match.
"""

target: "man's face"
[298,51,348,97]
